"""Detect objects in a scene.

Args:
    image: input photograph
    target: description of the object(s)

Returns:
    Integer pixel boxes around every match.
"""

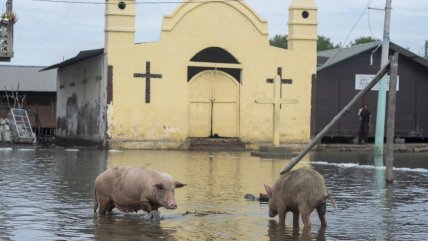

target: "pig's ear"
[264,184,273,198]
[175,181,187,188]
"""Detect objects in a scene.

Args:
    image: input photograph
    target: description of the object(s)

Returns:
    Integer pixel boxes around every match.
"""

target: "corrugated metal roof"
[317,42,381,71]
[0,65,57,92]
[317,41,428,71]
[42,48,104,71]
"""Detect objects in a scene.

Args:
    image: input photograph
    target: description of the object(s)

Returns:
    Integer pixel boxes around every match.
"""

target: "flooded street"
[0,148,427,240]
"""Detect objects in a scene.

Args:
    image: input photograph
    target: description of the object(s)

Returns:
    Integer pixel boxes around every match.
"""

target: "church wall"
[105,0,316,149]
[56,55,107,145]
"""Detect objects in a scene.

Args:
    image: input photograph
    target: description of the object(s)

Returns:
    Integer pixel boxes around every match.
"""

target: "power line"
[325,0,375,64]
[14,4,75,63]
[341,0,374,47]
[367,3,375,39]
[15,3,60,42]
[32,0,241,4]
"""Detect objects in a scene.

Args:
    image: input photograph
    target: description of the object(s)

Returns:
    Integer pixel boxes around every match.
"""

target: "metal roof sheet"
[42,48,104,71]
[317,42,381,71]
[317,41,428,71]
[0,65,57,92]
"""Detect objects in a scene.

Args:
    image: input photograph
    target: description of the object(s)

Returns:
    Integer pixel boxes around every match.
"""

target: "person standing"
[358,104,372,144]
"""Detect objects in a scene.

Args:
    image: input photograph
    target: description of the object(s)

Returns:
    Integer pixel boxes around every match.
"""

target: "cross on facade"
[266,67,292,108]
[134,61,162,103]
[255,68,297,147]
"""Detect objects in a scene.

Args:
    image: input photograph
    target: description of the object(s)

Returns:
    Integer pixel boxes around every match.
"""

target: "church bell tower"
[104,0,136,87]
[287,0,318,142]
[288,0,317,52]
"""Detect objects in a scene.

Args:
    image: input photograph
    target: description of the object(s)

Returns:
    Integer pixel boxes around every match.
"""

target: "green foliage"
[350,36,379,46]
[269,35,379,51]
[317,35,340,51]
[269,34,340,51]
[269,34,288,49]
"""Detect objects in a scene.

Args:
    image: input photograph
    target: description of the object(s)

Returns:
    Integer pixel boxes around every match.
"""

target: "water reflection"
[107,150,310,207]
[94,214,177,241]
[0,149,428,240]
[374,154,386,241]
[383,183,395,241]
[267,220,326,241]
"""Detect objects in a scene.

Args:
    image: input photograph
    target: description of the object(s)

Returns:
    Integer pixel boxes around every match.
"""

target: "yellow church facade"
[48,0,317,149]
[106,0,317,149]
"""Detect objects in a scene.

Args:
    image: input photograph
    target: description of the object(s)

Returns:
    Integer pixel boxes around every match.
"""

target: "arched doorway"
[188,70,240,138]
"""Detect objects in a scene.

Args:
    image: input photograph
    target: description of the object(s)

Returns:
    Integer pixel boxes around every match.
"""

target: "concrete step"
[188,137,246,151]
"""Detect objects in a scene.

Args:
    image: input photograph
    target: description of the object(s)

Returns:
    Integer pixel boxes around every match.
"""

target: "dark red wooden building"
[313,42,428,143]
[0,65,57,141]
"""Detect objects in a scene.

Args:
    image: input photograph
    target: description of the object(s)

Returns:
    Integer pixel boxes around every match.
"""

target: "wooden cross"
[255,68,297,147]
[266,67,292,109]
[134,61,162,103]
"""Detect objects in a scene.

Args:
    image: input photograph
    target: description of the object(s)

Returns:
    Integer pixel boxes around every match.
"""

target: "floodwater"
[0,148,428,241]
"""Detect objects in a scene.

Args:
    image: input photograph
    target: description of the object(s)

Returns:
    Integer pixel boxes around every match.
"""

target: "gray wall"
[56,54,107,143]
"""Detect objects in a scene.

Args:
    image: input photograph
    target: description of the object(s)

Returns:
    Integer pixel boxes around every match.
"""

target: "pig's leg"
[316,202,327,227]
[95,190,114,214]
[98,198,112,214]
[107,201,115,213]
[299,206,312,228]
[140,201,153,213]
[292,210,300,227]
[278,209,286,224]
[94,189,99,213]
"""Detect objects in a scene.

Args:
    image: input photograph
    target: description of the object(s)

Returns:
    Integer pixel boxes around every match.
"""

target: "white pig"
[94,166,186,214]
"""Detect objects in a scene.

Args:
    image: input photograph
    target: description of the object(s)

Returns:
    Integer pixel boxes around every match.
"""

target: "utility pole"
[374,0,392,157]
[425,40,428,58]
[385,52,399,183]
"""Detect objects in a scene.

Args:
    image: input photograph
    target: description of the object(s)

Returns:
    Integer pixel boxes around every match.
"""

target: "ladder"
[8,108,36,144]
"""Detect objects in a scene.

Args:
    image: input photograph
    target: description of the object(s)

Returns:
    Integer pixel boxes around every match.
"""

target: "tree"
[1,83,26,108]
[350,36,379,46]
[317,35,340,51]
[269,34,340,51]
[269,34,288,49]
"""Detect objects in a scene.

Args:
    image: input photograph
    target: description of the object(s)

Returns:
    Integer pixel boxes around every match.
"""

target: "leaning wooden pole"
[280,59,392,175]
[385,52,399,183]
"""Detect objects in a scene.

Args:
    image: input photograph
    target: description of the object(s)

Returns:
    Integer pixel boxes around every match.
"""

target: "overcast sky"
[1,0,427,66]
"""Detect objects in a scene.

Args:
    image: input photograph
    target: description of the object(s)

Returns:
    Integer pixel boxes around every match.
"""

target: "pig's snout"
[167,200,177,209]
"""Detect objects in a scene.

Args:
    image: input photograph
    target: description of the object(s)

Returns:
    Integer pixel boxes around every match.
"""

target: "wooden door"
[188,70,239,137]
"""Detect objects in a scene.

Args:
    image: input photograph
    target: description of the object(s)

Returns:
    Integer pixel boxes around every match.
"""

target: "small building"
[0,65,57,140]
[314,42,428,142]
[45,0,319,149]
[42,49,105,146]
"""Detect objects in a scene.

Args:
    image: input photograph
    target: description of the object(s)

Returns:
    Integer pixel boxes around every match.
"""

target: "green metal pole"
[375,0,392,156]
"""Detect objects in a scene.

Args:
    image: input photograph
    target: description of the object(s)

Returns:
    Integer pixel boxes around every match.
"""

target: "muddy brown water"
[0,147,427,240]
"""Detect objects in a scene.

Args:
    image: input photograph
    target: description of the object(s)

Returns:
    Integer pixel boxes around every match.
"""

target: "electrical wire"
[32,0,241,4]
[14,4,75,63]
[325,0,375,65]
[367,2,375,39]
[341,0,374,47]
[15,3,60,42]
